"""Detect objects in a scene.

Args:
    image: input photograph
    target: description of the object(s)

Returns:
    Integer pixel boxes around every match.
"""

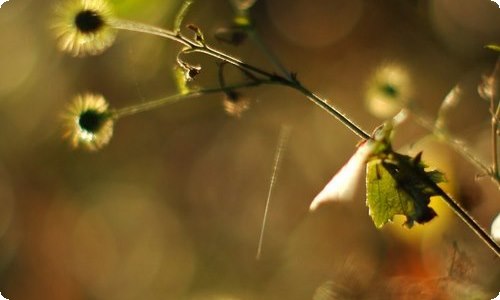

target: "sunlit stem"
[111,19,189,47]
[111,19,277,79]
[189,45,279,79]
[113,81,269,119]
[173,0,194,33]
[109,17,371,140]
[98,12,498,256]
[194,45,371,140]
[292,84,371,140]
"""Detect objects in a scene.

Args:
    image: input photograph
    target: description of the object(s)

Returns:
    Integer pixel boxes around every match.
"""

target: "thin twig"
[111,19,190,47]
[110,19,371,140]
[173,0,194,33]
[407,107,500,189]
[489,59,500,183]
[247,27,293,81]
[428,178,500,257]
[292,84,371,140]
[113,80,270,118]
[108,15,500,257]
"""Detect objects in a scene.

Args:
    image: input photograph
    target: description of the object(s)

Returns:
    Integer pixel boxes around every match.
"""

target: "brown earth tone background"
[0,0,499,299]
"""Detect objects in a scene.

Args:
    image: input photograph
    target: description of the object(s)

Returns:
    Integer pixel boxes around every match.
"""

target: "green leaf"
[366,151,445,228]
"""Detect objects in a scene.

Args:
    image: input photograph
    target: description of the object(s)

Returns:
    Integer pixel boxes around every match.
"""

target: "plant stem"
[408,107,500,189]
[491,102,499,183]
[247,26,293,81]
[244,23,366,137]
[429,179,500,257]
[173,0,194,33]
[113,81,269,118]
[292,84,371,140]
[489,59,500,184]
[110,19,372,140]
[111,19,189,47]
[494,102,500,180]
[109,16,499,257]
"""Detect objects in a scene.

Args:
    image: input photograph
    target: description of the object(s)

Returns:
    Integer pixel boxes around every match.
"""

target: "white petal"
[310,142,374,211]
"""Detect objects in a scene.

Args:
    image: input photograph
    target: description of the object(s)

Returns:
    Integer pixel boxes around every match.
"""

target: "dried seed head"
[186,65,201,81]
[62,93,114,151]
[52,0,117,57]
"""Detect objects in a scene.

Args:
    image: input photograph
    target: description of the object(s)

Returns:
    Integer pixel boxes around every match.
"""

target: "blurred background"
[0,0,499,299]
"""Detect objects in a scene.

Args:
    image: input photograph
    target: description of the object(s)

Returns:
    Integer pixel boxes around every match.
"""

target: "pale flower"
[310,141,375,211]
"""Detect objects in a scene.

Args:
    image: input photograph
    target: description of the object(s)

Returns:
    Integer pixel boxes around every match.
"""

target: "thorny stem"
[109,18,499,257]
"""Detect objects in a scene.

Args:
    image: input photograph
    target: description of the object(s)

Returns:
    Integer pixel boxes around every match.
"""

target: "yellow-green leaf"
[366,151,444,228]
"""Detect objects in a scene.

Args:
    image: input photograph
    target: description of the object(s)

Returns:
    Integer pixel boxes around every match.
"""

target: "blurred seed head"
[62,93,114,151]
[222,91,250,118]
[52,0,117,57]
[478,73,498,101]
[365,63,412,119]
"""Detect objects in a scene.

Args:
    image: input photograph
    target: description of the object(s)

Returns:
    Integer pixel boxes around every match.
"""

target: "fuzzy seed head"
[223,92,250,118]
[52,0,117,57]
[62,93,114,151]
